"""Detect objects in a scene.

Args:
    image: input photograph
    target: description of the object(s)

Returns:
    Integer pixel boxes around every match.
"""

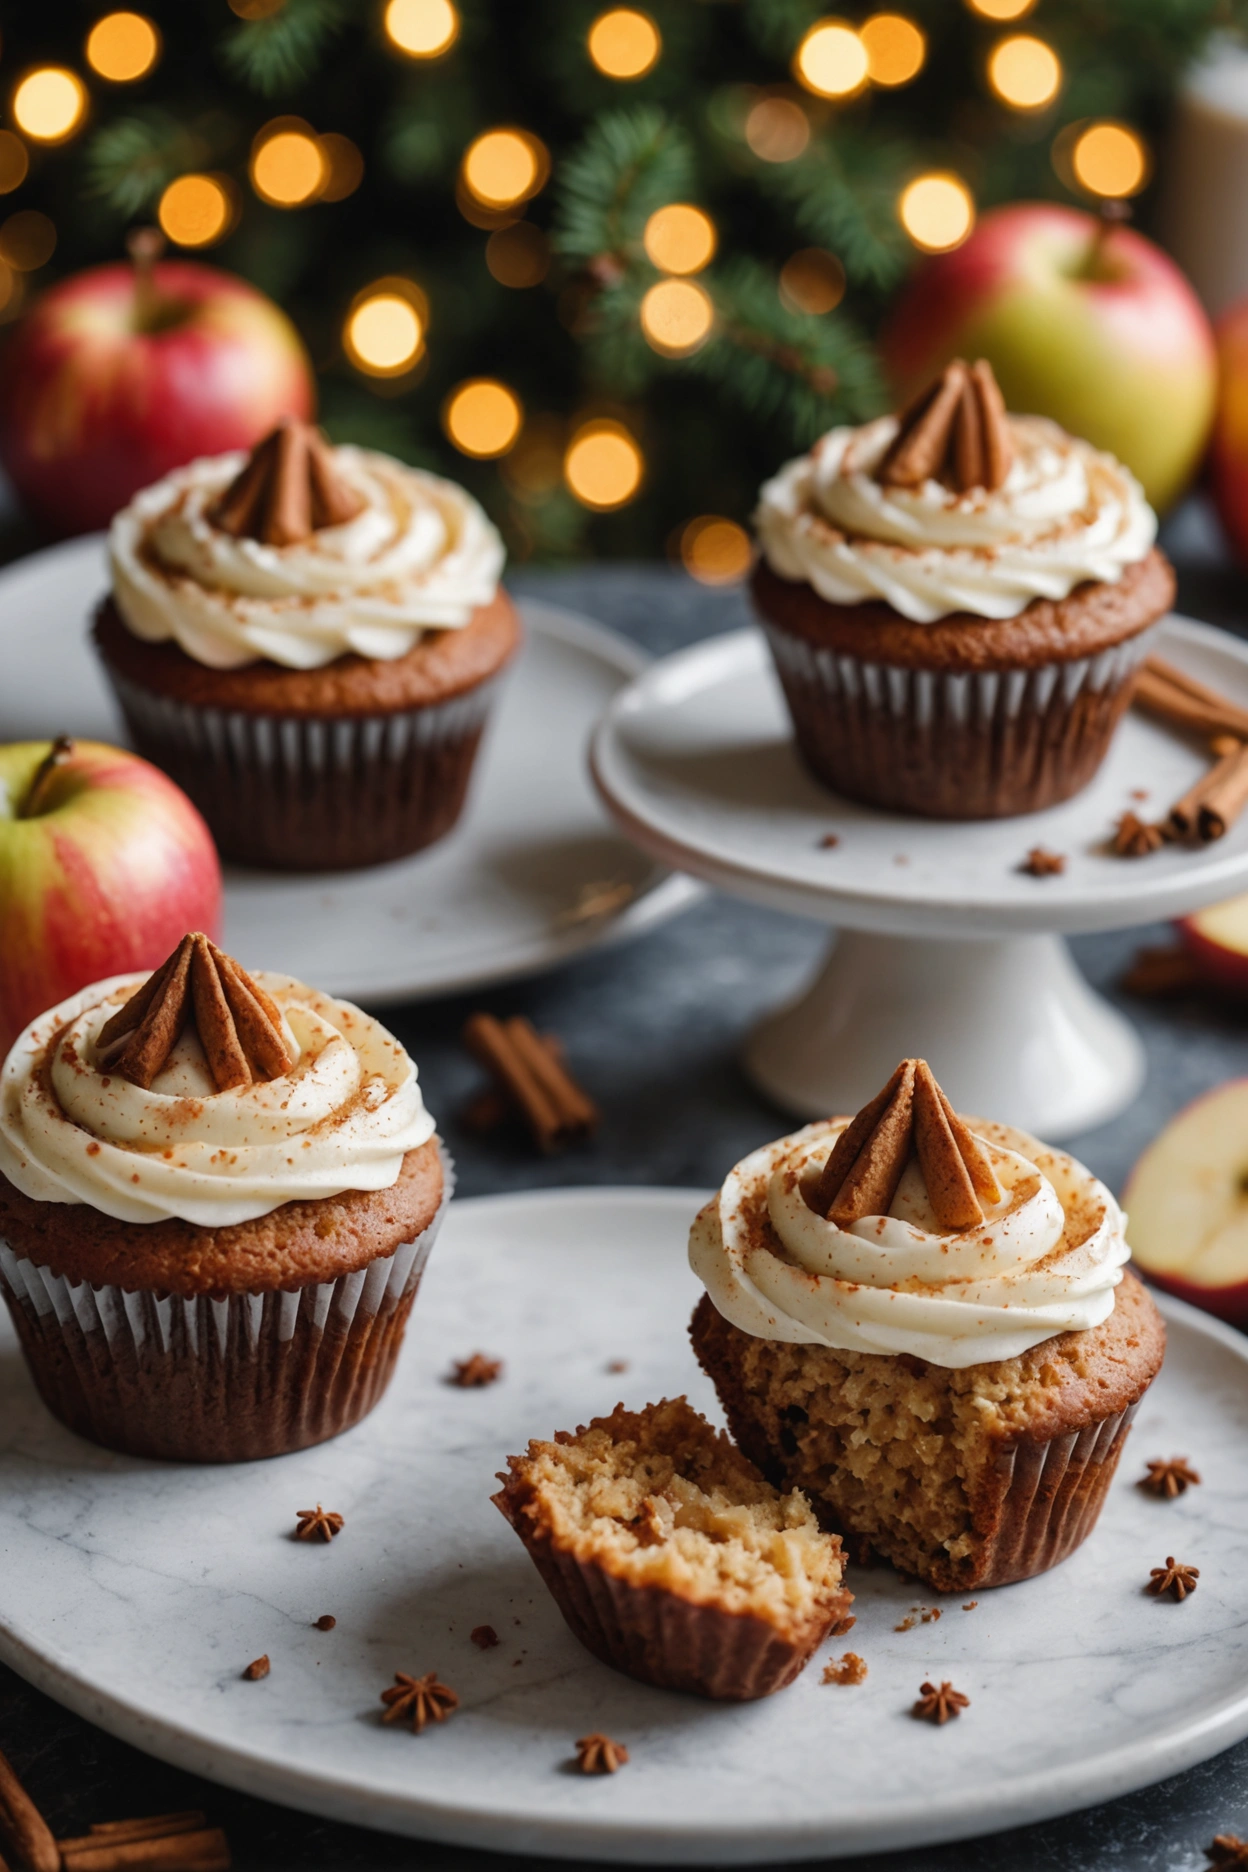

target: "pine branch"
[84,110,207,217]
[753,131,916,296]
[220,0,351,95]
[553,106,695,267]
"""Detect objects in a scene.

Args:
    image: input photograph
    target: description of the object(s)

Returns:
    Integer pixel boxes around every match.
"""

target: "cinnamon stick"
[462,1014,598,1153]
[1168,741,1243,836]
[1134,661,1248,744]
[57,1829,229,1872]
[61,1816,206,1850]
[0,1747,58,1872]
[1197,744,1248,840]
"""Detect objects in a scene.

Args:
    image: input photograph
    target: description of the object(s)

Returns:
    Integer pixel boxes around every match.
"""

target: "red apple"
[0,240,315,537]
[1209,297,1248,566]
[0,738,222,1060]
[881,202,1217,514]
[1177,894,1248,993]
[1124,1078,1248,1325]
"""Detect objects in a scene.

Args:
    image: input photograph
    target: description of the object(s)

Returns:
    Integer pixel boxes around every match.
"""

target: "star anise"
[449,1352,503,1387]
[1113,811,1168,858]
[1208,1836,1248,1867]
[380,1671,459,1733]
[1147,1556,1200,1601]
[575,1732,630,1774]
[912,1680,970,1724]
[295,1504,344,1542]
[1139,1457,1202,1499]
[1020,846,1066,877]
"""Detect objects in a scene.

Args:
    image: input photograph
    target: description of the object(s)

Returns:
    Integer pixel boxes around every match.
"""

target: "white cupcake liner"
[0,1146,453,1464]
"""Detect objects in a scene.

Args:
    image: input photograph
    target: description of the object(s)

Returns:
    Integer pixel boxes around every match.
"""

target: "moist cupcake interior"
[509,1397,844,1630]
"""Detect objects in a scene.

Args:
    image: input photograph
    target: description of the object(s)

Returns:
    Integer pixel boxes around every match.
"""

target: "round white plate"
[0,536,697,1002]
[591,614,1248,938]
[2,1188,1246,1864]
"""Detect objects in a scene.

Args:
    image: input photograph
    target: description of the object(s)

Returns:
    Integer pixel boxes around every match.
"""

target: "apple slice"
[1177,894,1248,993]
[1124,1078,1248,1324]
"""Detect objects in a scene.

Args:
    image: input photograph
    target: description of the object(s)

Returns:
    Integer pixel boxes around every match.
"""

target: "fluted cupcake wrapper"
[495,1492,846,1701]
[975,1401,1138,1589]
[101,666,498,871]
[762,619,1159,819]
[0,1149,453,1465]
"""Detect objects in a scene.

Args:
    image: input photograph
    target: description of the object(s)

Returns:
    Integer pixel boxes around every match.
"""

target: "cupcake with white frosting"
[753,358,1173,818]
[689,1058,1165,1591]
[94,418,520,869]
[0,932,450,1461]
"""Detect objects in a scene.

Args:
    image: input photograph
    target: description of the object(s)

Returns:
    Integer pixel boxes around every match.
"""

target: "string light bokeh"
[899,173,975,251]
[485,222,550,287]
[12,68,87,143]
[158,174,233,247]
[860,15,925,87]
[564,420,644,509]
[794,21,869,99]
[0,211,56,272]
[0,134,28,195]
[461,129,548,210]
[85,13,160,83]
[679,516,752,585]
[966,0,1036,17]
[1073,122,1148,198]
[251,123,325,207]
[444,379,523,457]
[587,9,662,80]
[779,248,846,315]
[744,94,810,163]
[643,205,716,276]
[640,279,714,356]
[384,0,460,59]
[344,282,427,377]
[988,34,1061,109]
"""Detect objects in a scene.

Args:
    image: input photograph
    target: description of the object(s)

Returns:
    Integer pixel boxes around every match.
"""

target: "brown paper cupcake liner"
[761,620,1159,819]
[495,1493,844,1700]
[0,1150,452,1464]
[100,667,498,870]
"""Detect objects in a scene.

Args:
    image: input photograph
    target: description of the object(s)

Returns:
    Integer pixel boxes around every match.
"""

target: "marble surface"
[3,520,1248,1867]
[2,1192,1247,1865]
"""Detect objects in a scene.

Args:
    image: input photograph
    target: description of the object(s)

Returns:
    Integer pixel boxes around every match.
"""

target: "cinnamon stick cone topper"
[208,416,366,545]
[877,357,1015,493]
[811,1059,1002,1230]
[95,933,294,1091]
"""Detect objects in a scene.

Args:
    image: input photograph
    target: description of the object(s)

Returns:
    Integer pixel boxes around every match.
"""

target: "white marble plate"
[1,1188,1246,1865]
[0,536,698,1002]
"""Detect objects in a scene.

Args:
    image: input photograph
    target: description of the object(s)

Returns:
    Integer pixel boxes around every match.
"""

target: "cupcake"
[689,1058,1165,1592]
[494,1397,851,1700]
[95,419,521,870]
[753,359,1174,819]
[0,932,449,1462]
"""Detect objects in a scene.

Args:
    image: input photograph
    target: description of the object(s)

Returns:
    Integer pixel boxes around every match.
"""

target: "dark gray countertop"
[3,509,1248,1869]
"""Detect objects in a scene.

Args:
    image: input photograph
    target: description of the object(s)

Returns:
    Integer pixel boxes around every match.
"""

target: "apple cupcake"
[94,419,520,870]
[689,1058,1165,1591]
[0,932,449,1461]
[753,359,1174,818]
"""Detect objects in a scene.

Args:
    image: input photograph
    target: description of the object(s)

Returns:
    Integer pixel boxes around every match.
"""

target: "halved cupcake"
[689,1059,1165,1591]
[0,932,449,1461]
[753,359,1173,819]
[95,419,520,870]
[494,1397,850,1700]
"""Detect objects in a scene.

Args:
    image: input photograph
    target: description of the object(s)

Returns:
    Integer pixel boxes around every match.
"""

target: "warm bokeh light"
[899,172,974,251]
[643,204,716,276]
[744,94,810,163]
[966,0,1035,17]
[794,20,869,99]
[564,420,644,510]
[462,129,547,208]
[0,262,16,316]
[485,220,550,287]
[0,132,29,195]
[444,378,523,457]
[779,247,846,315]
[385,0,459,57]
[640,278,714,356]
[251,127,325,206]
[0,211,55,271]
[318,133,364,202]
[86,12,160,82]
[13,68,87,143]
[680,515,752,586]
[988,33,1061,108]
[158,174,232,247]
[861,14,925,87]
[587,8,661,79]
[1072,121,1148,198]
[344,288,425,376]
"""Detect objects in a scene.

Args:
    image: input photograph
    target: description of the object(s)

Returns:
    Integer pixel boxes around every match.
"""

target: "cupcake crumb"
[961,1602,978,1612]
[471,1625,500,1649]
[314,1615,336,1632]
[448,1352,503,1387]
[243,1655,270,1681]
[822,1653,867,1685]
[818,833,839,849]
[1020,847,1066,877]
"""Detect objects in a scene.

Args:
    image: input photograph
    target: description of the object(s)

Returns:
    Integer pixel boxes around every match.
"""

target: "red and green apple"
[1124,1078,1248,1325]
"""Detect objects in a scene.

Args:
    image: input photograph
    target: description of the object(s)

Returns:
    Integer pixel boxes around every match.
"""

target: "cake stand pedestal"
[591,614,1248,1136]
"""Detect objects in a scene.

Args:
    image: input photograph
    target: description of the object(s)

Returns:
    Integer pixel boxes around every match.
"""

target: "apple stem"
[126,226,166,330]
[20,736,74,819]
[1087,199,1131,273]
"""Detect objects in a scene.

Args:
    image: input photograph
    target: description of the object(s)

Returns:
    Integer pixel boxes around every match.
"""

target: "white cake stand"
[591,614,1248,1137]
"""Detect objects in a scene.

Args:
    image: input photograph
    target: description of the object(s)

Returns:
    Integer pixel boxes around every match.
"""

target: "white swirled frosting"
[109,447,506,670]
[0,973,436,1227]
[690,1117,1128,1368]
[755,414,1156,624]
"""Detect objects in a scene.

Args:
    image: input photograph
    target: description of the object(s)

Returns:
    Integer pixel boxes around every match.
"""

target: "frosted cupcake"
[94,419,520,869]
[0,932,449,1461]
[689,1058,1165,1591]
[753,359,1173,818]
